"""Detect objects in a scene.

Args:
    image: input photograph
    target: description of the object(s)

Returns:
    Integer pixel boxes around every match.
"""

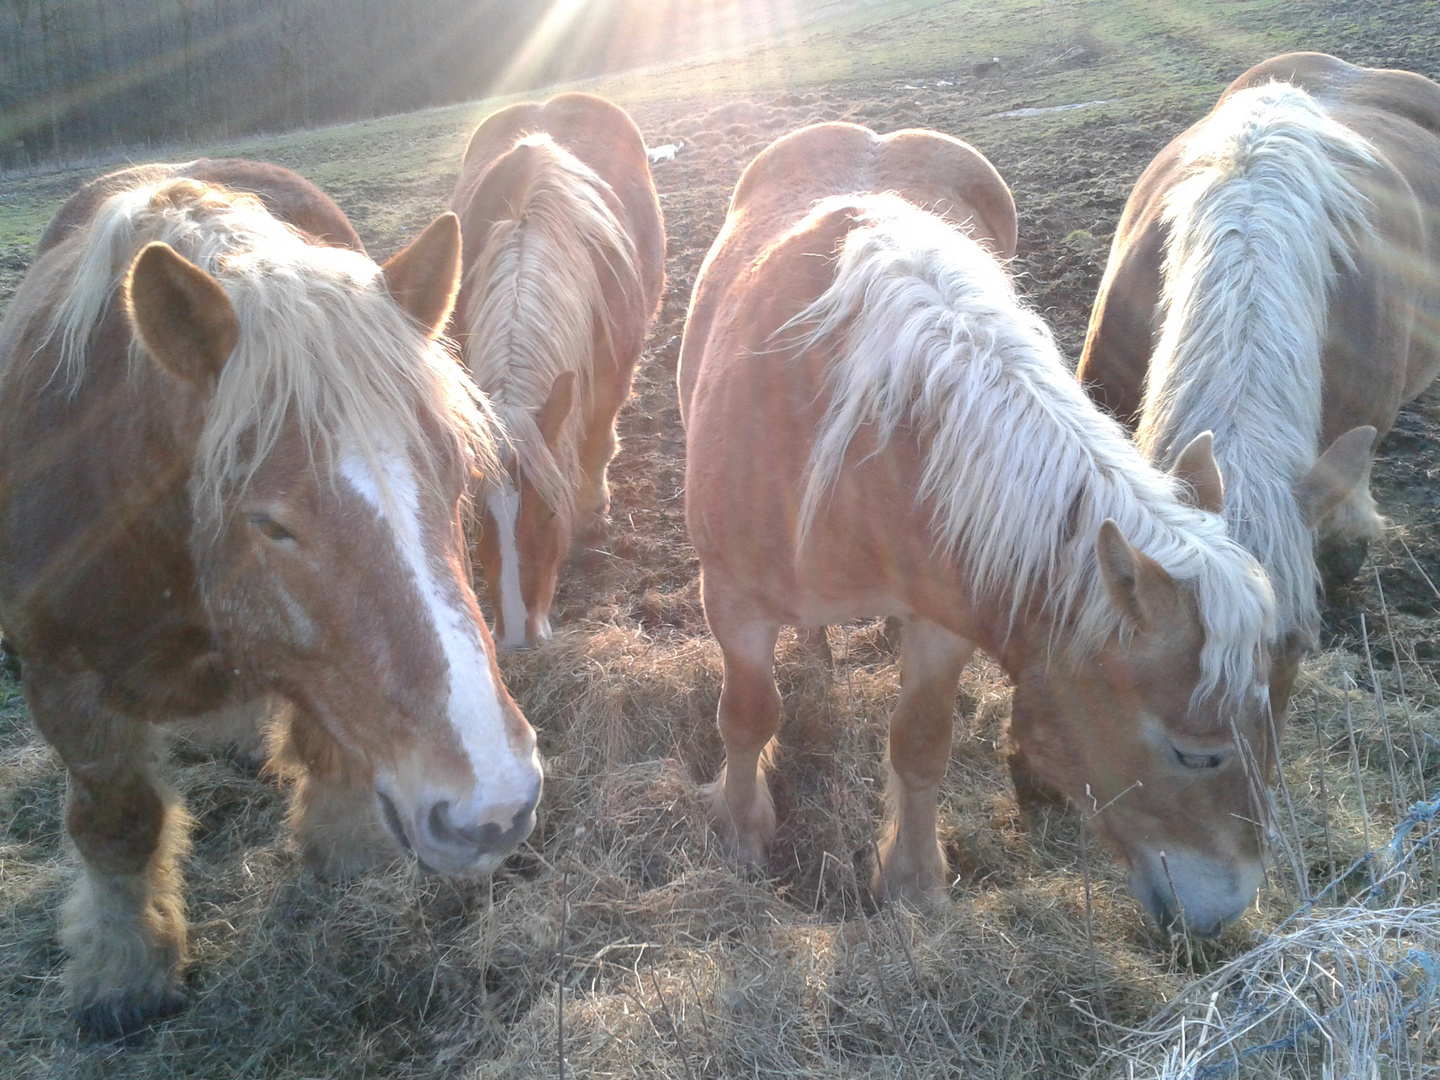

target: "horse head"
[125,212,542,876]
[473,369,578,649]
[1009,434,1273,936]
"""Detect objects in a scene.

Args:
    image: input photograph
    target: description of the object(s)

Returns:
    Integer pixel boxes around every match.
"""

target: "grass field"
[1,1,1439,1077]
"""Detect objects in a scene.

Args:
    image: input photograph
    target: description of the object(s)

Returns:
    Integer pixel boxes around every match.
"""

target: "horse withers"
[0,161,543,1036]
[679,122,1277,934]
[1078,51,1440,716]
[451,93,665,647]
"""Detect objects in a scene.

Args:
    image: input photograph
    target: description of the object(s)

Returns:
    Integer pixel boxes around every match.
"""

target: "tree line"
[1,0,714,169]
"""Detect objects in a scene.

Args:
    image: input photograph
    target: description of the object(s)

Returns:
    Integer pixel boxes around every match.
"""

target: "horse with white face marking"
[0,162,542,1037]
[451,92,665,647]
[1079,52,1440,721]
[680,122,1277,934]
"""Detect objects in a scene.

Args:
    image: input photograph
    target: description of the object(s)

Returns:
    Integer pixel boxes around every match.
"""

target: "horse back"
[679,122,1015,425]
[1079,53,1440,433]
[37,159,363,257]
[452,92,664,322]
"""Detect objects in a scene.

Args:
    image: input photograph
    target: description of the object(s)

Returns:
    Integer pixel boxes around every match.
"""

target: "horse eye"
[247,514,295,543]
[1174,748,1225,770]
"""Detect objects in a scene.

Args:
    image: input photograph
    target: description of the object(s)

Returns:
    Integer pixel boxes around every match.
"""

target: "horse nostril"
[425,795,536,855]
[377,791,411,851]
[428,800,455,845]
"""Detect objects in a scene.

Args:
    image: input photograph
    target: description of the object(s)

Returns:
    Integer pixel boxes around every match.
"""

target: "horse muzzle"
[1128,848,1264,938]
[375,772,542,876]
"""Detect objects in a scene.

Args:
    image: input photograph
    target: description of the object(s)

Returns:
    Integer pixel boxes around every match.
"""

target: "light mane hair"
[462,133,638,517]
[1136,82,1377,645]
[41,176,498,527]
[792,193,1275,706]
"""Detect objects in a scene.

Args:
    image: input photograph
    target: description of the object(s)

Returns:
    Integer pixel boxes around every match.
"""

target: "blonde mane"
[462,133,638,517]
[1137,82,1377,644]
[792,193,1274,705]
[41,176,498,526]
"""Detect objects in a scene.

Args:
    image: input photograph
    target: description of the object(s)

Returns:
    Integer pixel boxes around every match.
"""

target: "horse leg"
[574,420,618,542]
[700,584,782,867]
[876,618,973,907]
[172,695,275,770]
[794,625,833,667]
[274,706,397,879]
[25,665,190,1037]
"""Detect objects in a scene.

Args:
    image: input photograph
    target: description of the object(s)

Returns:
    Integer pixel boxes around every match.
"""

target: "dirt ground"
[1,2,1439,1077]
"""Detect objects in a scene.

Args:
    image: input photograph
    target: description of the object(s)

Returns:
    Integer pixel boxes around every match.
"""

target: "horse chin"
[415,851,509,879]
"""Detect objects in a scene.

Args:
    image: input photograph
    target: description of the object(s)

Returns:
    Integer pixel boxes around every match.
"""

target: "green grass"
[0,0,1324,267]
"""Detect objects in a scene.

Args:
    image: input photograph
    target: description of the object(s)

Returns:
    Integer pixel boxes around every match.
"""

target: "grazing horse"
[679,122,1277,933]
[0,161,543,1036]
[1078,52,1440,714]
[451,93,665,647]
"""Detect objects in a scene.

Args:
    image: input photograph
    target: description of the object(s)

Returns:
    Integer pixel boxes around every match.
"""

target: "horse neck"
[462,146,635,513]
[793,195,1267,695]
[1134,88,1374,642]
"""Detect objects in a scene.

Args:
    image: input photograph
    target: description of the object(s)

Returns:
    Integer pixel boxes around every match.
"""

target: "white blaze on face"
[339,450,537,818]
[486,476,529,648]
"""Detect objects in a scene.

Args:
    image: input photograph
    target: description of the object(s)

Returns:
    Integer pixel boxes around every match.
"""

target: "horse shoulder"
[182,159,364,251]
[685,207,857,583]
[1324,72,1440,414]
[542,97,666,324]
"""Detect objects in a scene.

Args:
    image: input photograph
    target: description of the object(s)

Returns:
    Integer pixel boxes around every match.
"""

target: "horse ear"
[1170,430,1224,513]
[538,370,576,450]
[1095,519,1176,629]
[125,241,239,388]
[1295,425,1376,528]
[381,212,461,337]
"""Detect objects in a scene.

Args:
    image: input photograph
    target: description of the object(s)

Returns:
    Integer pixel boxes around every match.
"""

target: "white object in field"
[646,140,684,164]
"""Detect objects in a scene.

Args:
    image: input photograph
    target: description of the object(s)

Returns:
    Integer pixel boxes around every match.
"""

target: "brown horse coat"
[0,162,541,1036]
[680,122,1276,933]
[1078,52,1440,698]
[451,93,665,646]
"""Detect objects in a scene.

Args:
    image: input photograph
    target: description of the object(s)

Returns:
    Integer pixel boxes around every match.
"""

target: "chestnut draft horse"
[679,122,1278,933]
[0,161,543,1036]
[1079,52,1440,716]
[451,93,665,647]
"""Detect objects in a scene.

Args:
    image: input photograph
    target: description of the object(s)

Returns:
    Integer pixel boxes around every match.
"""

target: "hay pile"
[3,593,1436,1078]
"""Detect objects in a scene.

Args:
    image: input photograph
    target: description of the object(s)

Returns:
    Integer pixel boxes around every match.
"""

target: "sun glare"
[489,0,807,97]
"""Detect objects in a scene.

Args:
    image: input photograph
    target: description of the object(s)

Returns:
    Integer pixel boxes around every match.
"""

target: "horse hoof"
[76,983,186,1041]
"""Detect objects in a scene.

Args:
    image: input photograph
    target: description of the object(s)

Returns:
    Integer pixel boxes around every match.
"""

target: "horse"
[0,161,544,1037]
[450,92,665,647]
[678,121,1277,934]
[1077,52,1440,717]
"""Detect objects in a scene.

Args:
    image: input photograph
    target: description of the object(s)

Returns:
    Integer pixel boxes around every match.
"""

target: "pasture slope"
[1,1,1439,1076]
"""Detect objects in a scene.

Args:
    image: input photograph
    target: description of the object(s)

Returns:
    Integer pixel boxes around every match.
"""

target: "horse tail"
[461,134,639,517]
[1138,81,1378,637]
